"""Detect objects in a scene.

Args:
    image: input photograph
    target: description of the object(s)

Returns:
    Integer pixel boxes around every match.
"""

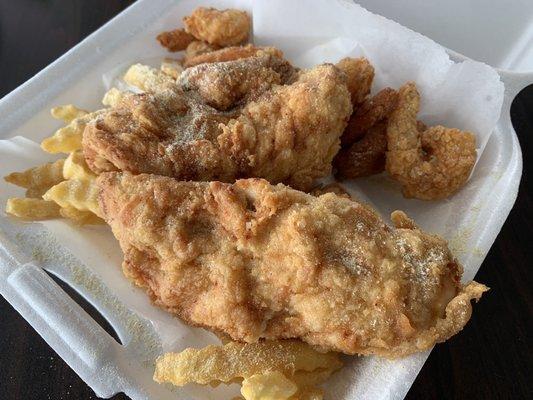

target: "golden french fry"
[51,104,88,122]
[102,88,126,107]
[59,206,104,225]
[6,198,61,220]
[63,151,96,181]
[161,58,183,79]
[4,159,65,190]
[41,110,101,154]
[43,179,100,216]
[123,63,174,92]
[241,371,297,400]
[25,187,49,198]
[153,340,342,387]
[289,387,323,400]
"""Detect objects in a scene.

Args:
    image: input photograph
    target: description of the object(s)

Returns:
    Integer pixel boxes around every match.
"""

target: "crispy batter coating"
[83,58,351,190]
[310,182,351,199]
[336,57,374,106]
[179,55,296,110]
[160,58,184,79]
[183,40,221,61]
[183,44,283,68]
[334,121,387,179]
[385,82,477,200]
[216,64,351,190]
[340,87,399,147]
[334,88,398,179]
[157,28,195,52]
[184,7,251,46]
[98,173,487,357]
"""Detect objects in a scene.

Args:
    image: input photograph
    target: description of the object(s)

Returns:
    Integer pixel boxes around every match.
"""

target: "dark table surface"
[0,1,531,399]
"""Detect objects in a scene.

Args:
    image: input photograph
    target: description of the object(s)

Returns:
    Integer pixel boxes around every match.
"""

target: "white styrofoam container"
[0,1,528,399]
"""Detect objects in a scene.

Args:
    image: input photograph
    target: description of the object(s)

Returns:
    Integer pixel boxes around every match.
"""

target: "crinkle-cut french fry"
[241,371,298,400]
[289,387,323,400]
[290,367,338,388]
[102,88,126,107]
[123,63,175,92]
[43,179,100,216]
[6,198,61,220]
[50,104,88,122]
[59,206,104,225]
[161,58,184,79]
[4,159,65,190]
[239,364,337,399]
[41,110,102,154]
[63,151,96,181]
[153,340,342,387]
[25,187,49,198]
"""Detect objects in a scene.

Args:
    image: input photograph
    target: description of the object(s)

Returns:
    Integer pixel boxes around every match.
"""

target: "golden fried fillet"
[184,7,251,47]
[98,172,487,357]
[157,28,195,52]
[83,57,351,190]
[385,82,477,200]
[183,44,283,68]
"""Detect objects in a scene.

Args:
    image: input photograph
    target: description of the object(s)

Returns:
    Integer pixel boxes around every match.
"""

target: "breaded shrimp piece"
[335,120,388,179]
[184,7,251,46]
[97,173,487,357]
[385,82,477,200]
[340,87,399,147]
[336,57,375,106]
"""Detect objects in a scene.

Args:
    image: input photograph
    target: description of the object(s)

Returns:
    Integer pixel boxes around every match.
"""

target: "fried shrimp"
[340,87,399,147]
[335,57,375,106]
[385,82,477,200]
[334,120,388,179]
[334,88,398,179]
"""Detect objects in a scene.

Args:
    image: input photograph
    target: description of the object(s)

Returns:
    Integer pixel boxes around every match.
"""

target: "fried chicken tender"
[83,57,351,190]
[179,55,296,110]
[98,173,487,357]
[336,57,374,106]
[386,82,477,200]
[183,45,283,68]
[157,28,195,52]
[184,7,251,47]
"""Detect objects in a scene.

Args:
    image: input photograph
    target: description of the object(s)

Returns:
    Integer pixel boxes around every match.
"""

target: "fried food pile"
[3,5,488,399]
[333,68,477,200]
